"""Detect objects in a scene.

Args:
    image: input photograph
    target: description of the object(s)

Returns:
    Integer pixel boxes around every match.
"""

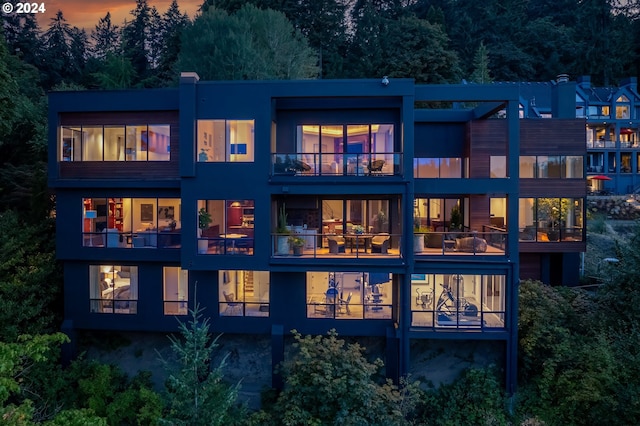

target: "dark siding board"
[520,180,586,197]
[469,121,508,178]
[520,120,585,154]
[519,253,541,281]
[519,242,586,253]
[469,194,490,231]
[60,162,179,179]
[60,111,178,126]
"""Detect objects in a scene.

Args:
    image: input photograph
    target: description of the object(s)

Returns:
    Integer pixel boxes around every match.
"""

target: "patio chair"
[371,233,390,253]
[327,235,345,254]
[223,291,242,315]
[367,159,385,174]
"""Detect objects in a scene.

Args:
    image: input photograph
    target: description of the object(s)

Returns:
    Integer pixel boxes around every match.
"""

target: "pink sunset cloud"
[37,0,201,32]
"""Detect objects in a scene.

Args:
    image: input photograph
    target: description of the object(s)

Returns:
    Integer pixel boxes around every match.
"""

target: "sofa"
[454,236,487,253]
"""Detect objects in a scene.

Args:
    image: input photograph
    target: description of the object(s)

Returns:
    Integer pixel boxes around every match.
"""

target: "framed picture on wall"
[140,204,154,222]
[158,206,175,220]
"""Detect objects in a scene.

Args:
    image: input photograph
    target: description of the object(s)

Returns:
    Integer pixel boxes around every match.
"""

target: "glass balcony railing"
[271,152,401,176]
[83,230,181,249]
[271,232,403,258]
[587,140,617,149]
[518,226,583,242]
[413,230,507,256]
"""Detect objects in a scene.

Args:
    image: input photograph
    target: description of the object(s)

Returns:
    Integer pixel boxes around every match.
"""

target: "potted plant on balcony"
[275,204,290,255]
[373,210,388,233]
[289,236,305,256]
[198,208,212,254]
[413,218,429,253]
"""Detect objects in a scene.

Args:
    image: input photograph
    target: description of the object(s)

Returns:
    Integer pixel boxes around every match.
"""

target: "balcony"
[271,153,401,177]
[413,230,507,256]
[271,232,402,259]
[83,229,181,249]
[518,226,583,242]
[586,140,616,149]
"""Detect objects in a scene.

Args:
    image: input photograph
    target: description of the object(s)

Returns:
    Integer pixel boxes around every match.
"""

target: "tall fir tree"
[156,0,191,85]
[470,41,492,83]
[91,12,120,59]
[160,302,242,425]
[121,0,151,84]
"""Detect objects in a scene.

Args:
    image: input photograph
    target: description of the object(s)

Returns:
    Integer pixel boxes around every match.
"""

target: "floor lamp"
[86,210,97,246]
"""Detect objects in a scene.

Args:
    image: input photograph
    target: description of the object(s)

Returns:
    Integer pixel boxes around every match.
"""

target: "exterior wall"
[49,77,586,395]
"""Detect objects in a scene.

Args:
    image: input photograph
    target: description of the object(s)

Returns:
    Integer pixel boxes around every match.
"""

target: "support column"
[271,324,284,390]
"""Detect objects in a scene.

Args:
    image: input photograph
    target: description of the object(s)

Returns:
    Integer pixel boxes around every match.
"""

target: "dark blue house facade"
[48,74,586,393]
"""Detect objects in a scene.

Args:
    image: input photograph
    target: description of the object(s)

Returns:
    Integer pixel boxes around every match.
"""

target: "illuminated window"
[82,197,181,249]
[60,125,170,162]
[306,272,392,319]
[163,267,188,315]
[197,120,254,162]
[219,271,269,317]
[89,265,138,314]
[197,200,254,255]
[410,274,505,329]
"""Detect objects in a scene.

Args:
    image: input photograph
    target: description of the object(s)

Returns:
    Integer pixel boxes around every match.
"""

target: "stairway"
[244,271,254,295]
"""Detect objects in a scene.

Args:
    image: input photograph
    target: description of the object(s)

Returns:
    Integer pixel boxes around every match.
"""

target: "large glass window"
[218,271,269,317]
[89,265,138,314]
[490,156,506,178]
[519,198,583,242]
[82,197,181,248]
[306,272,392,319]
[621,153,631,173]
[288,124,396,176]
[520,155,583,178]
[414,197,464,231]
[60,125,170,162]
[197,120,254,162]
[198,200,254,255]
[414,158,463,178]
[519,156,536,178]
[616,95,630,119]
[163,267,188,315]
[411,273,505,329]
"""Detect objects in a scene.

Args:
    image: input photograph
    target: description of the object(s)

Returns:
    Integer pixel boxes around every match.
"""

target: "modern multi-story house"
[48,74,585,394]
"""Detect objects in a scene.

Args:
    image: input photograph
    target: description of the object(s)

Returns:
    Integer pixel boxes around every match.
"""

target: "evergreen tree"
[155,0,191,85]
[148,6,163,69]
[42,10,74,87]
[470,41,492,83]
[160,303,241,425]
[121,0,151,83]
[91,12,120,59]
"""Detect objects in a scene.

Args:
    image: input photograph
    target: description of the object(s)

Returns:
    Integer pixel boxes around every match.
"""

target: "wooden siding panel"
[519,241,586,253]
[519,253,541,281]
[469,194,490,231]
[59,162,179,179]
[468,121,508,178]
[520,180,586,198]
[521,120,586,154]
[60,111,178,126]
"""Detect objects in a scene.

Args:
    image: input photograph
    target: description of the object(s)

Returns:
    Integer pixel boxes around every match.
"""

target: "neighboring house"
[501,75,640,195]
[48,74,586,394]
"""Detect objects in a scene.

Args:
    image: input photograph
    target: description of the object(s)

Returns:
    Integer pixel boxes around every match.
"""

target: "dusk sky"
[37,0,201,32]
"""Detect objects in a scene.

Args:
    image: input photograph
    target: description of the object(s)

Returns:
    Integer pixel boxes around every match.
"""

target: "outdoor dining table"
[344,234,373,253]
